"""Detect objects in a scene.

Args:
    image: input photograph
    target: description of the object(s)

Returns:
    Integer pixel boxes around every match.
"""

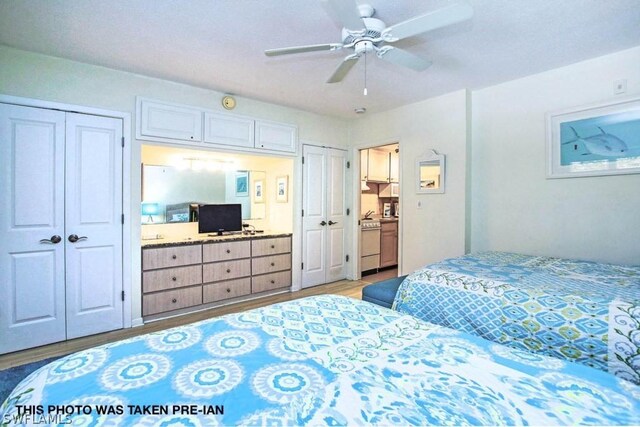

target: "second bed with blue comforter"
[394,252,640,383]
[2,295,640,426]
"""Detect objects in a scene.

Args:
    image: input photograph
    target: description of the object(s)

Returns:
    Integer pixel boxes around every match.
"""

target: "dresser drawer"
[203,259,251,283]
[142,245,202,270]
[252,270,291,293]
[252,254,291,276]
[203,278,251,303]
[143,286,202,316]
[203,240,251,263]
[251,237,291,257]
[143,265,202,293]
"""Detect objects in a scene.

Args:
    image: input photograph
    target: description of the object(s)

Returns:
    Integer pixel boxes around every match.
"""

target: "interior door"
[301,145,327,288]
[325,148,346,282]
[0,104,67,353]
[65,113,124,339]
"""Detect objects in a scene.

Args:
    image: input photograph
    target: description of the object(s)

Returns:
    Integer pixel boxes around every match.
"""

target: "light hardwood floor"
[0,275,395,370]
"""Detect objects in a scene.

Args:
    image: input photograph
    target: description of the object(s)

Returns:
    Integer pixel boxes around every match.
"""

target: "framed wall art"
[547,97,640,178]
[276,175,288,203]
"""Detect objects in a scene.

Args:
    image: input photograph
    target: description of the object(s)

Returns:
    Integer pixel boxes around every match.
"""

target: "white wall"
[471,46,640,265]
[350,90,470,274]
[0,45,349,324]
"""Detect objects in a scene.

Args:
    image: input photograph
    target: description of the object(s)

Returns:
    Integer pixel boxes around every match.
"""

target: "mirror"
[416,151,445,194]
[142,164,266,224]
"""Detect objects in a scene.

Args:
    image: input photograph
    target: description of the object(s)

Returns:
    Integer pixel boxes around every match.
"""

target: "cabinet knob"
[172,298,177,303]
[270,245,275,249]
[226,288,231,293]
[270,280,275,284]
[270,262,275,267]
[172,276,177,281]
[226,249,231,254]
[172,255,177,259]
[226,268,231,273]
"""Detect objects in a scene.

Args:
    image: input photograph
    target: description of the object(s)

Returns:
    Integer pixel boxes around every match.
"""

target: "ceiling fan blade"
[383,2,473,42]
[324,0,363,30]
[327,56,359,83]
[265,43,343,57]
[377,47,432,71]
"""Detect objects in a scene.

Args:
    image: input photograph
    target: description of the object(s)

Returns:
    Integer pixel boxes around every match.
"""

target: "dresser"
[142,234,292,318]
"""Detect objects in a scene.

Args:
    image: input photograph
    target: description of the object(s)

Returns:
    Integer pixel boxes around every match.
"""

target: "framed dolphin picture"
[547,96,640,178]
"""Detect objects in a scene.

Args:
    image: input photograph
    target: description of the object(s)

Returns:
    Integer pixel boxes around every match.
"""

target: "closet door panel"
[0,104,66,354]
[65,113,124,339]
[326,149,346,282]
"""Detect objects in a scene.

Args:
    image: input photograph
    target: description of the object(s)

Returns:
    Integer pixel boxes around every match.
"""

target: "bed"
[393,252,640,384]
[2,295,639,426]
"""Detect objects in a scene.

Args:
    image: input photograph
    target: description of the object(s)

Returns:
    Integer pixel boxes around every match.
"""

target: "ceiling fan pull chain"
[364,50,368,96]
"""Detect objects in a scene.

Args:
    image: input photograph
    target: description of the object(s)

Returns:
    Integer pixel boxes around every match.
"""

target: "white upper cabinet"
[360,149,369,181]
[367,148,390,182]
[255,120,297,153]
[204,112,254,148]
[389,149,399,183]
[138,98,202,142]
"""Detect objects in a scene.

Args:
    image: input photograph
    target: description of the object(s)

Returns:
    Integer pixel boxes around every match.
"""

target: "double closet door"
[302,145,347,288]
[0,104,124,354]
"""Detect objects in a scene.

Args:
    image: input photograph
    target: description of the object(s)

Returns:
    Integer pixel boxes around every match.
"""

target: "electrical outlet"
[417,200,422,209]
[614,79,627,95]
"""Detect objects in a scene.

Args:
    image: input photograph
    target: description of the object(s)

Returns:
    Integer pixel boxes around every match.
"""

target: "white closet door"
[0,104,66,353]
[301,145,327,288]
[65,113,123,339]
[325,148,346,282]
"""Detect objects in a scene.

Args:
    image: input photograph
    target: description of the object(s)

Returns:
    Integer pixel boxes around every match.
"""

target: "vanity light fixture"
[180,157,235,171]
[354,107,367,114]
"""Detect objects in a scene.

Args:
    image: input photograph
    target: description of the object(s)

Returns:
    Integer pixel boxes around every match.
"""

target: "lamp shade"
[141,203,160,215]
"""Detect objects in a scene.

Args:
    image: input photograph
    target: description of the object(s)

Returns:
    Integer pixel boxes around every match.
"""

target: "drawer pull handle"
[172,255,177,259]
[226,269,231,273]
[226,249,231,254]
[172,298,177,303]
[172,276,177,281]
[226,288,231,293]
[270,280,275,284]
[270,262,275,267]
[270,245,275,249]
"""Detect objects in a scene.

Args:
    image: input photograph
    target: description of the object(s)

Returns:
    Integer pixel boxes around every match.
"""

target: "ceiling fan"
[264,0,473,84]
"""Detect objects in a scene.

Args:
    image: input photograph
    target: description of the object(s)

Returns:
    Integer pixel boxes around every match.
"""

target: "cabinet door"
[203,112,254,148]
[255,120,297,153]
[139,99,202,142]
[389,150,399,183]
[0,104,67,354]
[367,149,390,182]
[360,149,369,181]
[380,223,398,268]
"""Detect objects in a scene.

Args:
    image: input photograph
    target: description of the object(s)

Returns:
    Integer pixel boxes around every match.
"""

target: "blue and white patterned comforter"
[2,295,640,426]
[394,252,640,383]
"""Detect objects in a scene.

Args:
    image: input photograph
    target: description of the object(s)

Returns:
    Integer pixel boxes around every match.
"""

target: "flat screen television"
[198,204,243,235]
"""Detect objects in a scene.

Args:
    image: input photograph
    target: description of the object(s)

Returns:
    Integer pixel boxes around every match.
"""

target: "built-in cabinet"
[380,221,398,268]
[0,103,125,354]
[379,183,400,198]
[367,148,390,182]
[360,149,369,181]
[137,98,297,153]
[142,235,292,318]
[389,150,399,183]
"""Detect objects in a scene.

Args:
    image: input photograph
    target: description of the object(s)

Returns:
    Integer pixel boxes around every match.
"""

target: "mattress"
[393,251,640,383]
[2,294,639,426]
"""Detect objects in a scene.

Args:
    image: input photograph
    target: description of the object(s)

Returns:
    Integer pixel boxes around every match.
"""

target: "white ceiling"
[0,0,638,118]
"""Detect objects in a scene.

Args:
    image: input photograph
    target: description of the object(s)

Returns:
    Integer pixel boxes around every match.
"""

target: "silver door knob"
[40,235,62,244]
[68,234,88,243]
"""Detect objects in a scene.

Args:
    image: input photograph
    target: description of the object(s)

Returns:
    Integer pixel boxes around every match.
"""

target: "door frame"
[350,138,403,280]
[296,141,351,290]
[0,94,133,329]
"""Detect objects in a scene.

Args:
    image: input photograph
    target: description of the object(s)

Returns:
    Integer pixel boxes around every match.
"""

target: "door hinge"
[346,255,349,262]
[358,219,361,226]
[121,137,125,147]
[301,262,304,270]
[121,291,125,301]
[302,209,304,217]
[346,208,350,216]
[302,156,305,164]
[121,214,125,224]
[346,161,350,168]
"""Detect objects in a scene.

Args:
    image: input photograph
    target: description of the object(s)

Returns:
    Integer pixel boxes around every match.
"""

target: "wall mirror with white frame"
[416,150,445,194]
